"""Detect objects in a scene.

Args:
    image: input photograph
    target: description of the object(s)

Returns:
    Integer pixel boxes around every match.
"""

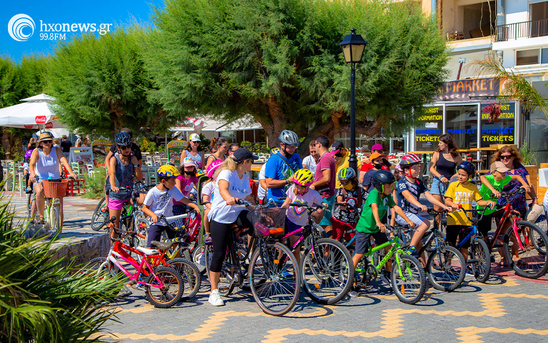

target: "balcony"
[496,19,548,42]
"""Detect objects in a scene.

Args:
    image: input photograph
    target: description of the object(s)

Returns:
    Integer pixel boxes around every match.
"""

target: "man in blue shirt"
[265,130,302,204]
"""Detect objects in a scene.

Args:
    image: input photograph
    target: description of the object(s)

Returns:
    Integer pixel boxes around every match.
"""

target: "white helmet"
[279,130,299,147]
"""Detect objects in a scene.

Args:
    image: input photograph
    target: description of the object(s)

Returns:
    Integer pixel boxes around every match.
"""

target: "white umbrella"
[0,93,63,130]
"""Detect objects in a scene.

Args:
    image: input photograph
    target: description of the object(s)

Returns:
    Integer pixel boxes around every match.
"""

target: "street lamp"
[340,28,366,172]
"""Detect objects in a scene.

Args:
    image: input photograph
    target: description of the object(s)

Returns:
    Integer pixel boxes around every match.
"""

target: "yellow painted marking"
[118,303,155,314]
[456,327,548,342]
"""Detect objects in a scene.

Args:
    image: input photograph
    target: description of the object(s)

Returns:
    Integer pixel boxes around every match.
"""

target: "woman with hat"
[180,133,205,169]
[29,132,78,229]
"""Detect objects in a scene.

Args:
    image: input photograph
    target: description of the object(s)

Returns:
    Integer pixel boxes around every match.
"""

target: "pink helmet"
[206,160,223,178]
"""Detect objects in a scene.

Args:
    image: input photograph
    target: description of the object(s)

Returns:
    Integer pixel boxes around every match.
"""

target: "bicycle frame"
[486,202,523,251]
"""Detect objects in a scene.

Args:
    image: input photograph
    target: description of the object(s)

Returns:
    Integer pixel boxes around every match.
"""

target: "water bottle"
[254,222,270,236]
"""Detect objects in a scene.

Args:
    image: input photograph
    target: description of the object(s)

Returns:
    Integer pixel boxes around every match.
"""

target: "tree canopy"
[143,0,448,145]
[46,28,172,137]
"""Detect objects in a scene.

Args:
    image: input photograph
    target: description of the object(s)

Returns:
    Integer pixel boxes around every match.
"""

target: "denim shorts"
[430,176,448,196]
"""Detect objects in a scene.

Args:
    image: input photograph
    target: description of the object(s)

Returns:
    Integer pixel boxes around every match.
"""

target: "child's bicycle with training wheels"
[486,188,548,278]
[285,202,354,305]
[41,177,73,234]
[452,206,491,283]
[353,223,427,305]
[84,229,185,308]
[204,200,301,316]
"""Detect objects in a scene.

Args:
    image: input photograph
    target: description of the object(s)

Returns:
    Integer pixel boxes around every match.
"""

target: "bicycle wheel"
[145,266,184,308]
[81,257,122,281]
[192,243,207,275]
[504,220,548,279]
[204,243,235,296]
[50,202,61,234]
[391,254,426,305]
[167,258,201,301]
[301,238,353,305]
[532,215,547,255]
[91,197,109,231]
[469,238,490,283]
[249,242,300,316]
[426,245,466,292]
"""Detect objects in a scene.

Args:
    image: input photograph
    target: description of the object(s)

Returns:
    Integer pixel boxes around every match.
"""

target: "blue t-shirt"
[396,177,427,214]
[265,152,302,203]
[362,168,380,190]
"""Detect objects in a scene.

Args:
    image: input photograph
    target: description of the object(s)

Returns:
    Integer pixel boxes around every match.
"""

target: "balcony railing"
[496,18,548,42]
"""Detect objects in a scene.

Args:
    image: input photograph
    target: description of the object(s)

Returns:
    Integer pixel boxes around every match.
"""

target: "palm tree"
[0,195,123,342]
[475,56,548,121]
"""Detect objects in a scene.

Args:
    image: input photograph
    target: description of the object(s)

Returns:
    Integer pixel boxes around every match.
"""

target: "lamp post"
[340,28,366,173]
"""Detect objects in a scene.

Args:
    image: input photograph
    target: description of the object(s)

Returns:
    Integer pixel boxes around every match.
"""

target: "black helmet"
[372,170,396,193]
[457,161,475,176]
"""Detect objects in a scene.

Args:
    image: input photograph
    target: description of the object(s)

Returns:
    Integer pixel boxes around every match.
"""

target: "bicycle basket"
[42,179,69,198]
[250,207,286,237]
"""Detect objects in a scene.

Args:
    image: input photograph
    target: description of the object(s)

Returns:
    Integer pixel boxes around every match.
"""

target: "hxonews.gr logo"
[8,14,35,42]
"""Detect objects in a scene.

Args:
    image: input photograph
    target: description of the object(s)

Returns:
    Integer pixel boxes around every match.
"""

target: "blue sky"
[1,0,165,62]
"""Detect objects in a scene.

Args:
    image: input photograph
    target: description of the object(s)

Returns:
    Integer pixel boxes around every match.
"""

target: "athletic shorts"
[354,231,388,255]
[396,212,426,227]
[108,197,130,211]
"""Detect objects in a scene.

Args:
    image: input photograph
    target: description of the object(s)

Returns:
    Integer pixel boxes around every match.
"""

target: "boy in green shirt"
[352,170,414,275]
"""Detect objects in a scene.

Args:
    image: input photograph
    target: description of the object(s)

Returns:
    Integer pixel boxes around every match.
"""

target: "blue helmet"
[457,161,475,176]
[115,132,131,146]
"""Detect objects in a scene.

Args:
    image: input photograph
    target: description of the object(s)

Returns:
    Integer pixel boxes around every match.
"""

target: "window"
[415,107,443,151]
[480,103,516,148]
[516,49,548,66]
[445,105,478,149]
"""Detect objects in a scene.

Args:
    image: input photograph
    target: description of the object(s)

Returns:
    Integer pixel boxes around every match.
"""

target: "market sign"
[436,78,500,101]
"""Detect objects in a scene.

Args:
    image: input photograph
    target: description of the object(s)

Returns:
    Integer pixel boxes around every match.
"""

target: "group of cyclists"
[24,127,547,308]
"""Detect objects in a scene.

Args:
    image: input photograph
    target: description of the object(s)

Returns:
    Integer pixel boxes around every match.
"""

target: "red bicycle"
[486,188,548,279]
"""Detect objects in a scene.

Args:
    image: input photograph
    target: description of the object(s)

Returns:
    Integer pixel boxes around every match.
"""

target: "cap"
[233,148,258,162]
[370,152,385,161]
[183,157,197,168]
[490,161,510,173]
[189,133,201,142]
[38,132,54,142]
[329,141,344,155]
[371,144,384,152]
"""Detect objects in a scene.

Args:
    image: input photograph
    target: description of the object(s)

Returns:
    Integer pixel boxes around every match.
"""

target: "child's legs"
[372,231,390,272]
[352,232,369,269]
[397,212,429,248]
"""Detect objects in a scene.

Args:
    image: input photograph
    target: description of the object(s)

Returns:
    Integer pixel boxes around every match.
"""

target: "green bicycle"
[353,224,427,305]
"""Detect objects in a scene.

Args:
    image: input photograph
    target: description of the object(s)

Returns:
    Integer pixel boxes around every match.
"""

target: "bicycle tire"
[50,202,61,234]
[82,257,122,282]
[91,197,109,231]
[192,243,207,275]
[145,266,184,308]
[469,238,490,283]
[167,258,201,301]
[391,254,426,305]
[301,238,353,305]
[504,220,548,279]
[204,243,236,296]
[249,242,300,316]
[426,245,466,292]
[532,215,547,255]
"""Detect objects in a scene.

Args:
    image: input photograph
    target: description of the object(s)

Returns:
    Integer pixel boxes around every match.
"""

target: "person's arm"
[259,178,267,192]
[142,204,158,223]
[179,150,187,167]
[400,190,427,212]
[29,149,38,183]
[311,168,330,190]
[477,199,497,208]
[218,179,236,205]
[202,192,212,210]
[204,155,214,170]
[201,152,205,170]
[425,191,451,211]
[174,177,183,194]
[57,147,76,179]
[509,174,531,193]
[358,169,366,184]
[132,156,143,182]
[266,177,291,189]
[105,150,114,174]
[393,205,416,227]
[479,175,500,198]
[280,196,292,209]
[370,203,386,233]
[525,174,538,205]
[180,197,200,211]
[109,156,119,193]
[429,152,439,176]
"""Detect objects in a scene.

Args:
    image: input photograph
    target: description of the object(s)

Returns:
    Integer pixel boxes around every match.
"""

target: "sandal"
[499,260,510,268]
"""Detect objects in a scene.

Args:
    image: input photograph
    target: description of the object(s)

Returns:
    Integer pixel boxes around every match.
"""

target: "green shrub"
[0,196,122,341]
[83,168,107,199]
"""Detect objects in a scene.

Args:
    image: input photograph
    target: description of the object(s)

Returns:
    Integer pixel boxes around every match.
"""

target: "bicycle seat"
[150,240,174,251]
[137,246,160,255]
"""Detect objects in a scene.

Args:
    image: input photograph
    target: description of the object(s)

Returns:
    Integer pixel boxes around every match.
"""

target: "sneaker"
[407,246,419,258]
[348,290,359,298]
[25,187,32,194]
[208,289,225,306]
[465,265,474,277]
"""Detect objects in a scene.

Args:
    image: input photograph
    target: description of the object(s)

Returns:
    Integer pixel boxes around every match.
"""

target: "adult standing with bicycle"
[108,132,143,239]
[29,132,77,228]
[207,148,257,307]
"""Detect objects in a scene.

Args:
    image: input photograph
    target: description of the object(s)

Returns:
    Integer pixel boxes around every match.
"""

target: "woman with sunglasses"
[180,133,205,169]
[490,145,538,217]
[29,132,77,228]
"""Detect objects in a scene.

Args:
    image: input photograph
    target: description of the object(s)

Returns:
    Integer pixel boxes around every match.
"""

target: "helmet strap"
[282,145,293,159]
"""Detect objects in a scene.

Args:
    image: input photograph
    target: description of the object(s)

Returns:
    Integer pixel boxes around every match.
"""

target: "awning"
[0,93,64,129]
[216,114,262,132]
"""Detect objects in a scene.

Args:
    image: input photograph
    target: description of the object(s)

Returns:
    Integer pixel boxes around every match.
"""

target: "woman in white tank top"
[29,132,78,229]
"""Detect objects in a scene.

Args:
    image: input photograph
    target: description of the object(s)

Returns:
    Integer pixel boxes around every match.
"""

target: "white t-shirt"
[144,186,184,219]
[302,155,317,174]
[285,185,322,226]
[208,169,251,224]
[543,191,548,214]
[202,181,215,201]
[257,163,267,201]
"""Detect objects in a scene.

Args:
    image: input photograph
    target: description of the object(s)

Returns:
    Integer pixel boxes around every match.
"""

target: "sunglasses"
[42,140,53,144]
[500,154,513,160]
[119,145,131,150]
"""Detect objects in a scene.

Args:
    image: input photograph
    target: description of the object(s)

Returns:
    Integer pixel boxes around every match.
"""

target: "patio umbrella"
[0,93,64,130]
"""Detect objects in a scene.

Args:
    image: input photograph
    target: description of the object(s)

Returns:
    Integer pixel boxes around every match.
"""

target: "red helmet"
[399,154,421,168]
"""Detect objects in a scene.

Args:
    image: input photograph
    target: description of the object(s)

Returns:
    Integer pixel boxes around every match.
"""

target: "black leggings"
[209,211,253,273]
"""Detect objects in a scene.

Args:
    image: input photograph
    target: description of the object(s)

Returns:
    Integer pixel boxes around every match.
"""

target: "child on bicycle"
[352,170,415,277]
[444,162,496,258]
[332,167,362,242]
[202,160,223,237]
[395,154,451,258]
[172,157,200,228]
[142,164,196,248]
[477,161,530,265]
[280,169,324,262]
